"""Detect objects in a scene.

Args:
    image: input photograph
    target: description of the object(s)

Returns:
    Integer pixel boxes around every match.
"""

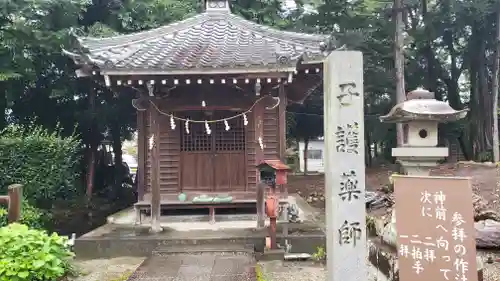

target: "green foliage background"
[0,223,74,281]
[0,125,81,210]
[0,203,50,229]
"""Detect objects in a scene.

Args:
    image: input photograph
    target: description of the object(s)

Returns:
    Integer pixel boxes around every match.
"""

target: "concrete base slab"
[127,251,256,281]
[260,248,286,261]
[75,195,325,260]
[109,195,312,231]
[74,223,325,259]
[284,253,312,261]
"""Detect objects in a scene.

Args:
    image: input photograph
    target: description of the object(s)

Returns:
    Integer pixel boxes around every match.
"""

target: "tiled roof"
[257,160,291,171]
[66,11,330,72]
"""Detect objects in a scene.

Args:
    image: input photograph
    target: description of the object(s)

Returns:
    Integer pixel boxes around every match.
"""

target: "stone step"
[152,243,255,256]
[74,224,325,259]
[127,247,257,281]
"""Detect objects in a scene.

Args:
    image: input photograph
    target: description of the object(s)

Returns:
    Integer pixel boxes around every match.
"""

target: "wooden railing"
[0,184,22,224]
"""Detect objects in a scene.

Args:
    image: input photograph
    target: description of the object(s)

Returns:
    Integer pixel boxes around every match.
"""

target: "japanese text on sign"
[337,82,360,106]
[335,122,360,154]
[333,79,364,248]
[338,220,362,246]
[338,170,361,202]
[394,176,477,281]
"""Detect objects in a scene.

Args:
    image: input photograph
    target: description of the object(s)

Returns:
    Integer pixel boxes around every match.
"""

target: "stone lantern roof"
[379,89,469,123]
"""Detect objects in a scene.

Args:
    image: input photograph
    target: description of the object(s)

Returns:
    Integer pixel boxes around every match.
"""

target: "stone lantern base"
[392,147,448,176]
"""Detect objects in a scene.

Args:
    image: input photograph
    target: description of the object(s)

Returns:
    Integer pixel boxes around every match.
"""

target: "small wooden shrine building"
[64,0,331,226]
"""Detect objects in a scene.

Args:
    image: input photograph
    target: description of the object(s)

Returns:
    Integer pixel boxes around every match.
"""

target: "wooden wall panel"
[278,85,287,160]
[145,109,181,194]
[158,114,180,193]
[142,93,285,195]
[246,107,257,191]
[263,107,279,160]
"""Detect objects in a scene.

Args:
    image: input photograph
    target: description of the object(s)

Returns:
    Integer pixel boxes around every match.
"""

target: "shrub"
[0,124,81,209]
[0,203,51,229]
[312,246,326,261]
[0,223,75,281]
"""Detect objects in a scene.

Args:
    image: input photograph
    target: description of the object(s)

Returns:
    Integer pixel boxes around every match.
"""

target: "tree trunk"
[421,0,440,99]
[0,86,6,130]
[472,28,494,156]
[493,7,500,162]
[366,130,372,167]
[86,87,97,199]
[458,134,471,161]
[303,138,309,175]
[467,21,494,160]
[441,0,462,109]
[394,0,405,147]
[86,145,96,199]
[469,51,479,159]
[478,40,493,151]
[111,123,123,183]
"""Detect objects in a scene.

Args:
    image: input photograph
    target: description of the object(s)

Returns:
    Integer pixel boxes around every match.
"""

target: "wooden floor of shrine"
[136,191,288,209]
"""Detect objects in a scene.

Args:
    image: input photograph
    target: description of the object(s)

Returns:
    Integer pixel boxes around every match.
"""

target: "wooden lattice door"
[213,112,246,191]
[180,111,246,192]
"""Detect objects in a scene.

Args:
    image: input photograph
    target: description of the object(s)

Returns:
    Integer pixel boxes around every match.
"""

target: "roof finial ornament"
[406,88,434,100]
[204,0,230,12]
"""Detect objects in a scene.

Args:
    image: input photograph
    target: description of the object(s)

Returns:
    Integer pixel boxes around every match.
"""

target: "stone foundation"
[368,238,398,281]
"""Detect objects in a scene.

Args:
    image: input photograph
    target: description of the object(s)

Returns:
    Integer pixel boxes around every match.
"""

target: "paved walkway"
[127,246,256,281]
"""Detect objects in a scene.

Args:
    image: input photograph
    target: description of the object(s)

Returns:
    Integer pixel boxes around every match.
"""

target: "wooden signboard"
[394,176,477,281]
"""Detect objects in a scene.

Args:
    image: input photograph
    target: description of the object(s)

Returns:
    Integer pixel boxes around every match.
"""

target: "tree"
[287,91,323,174]
[493,4,500,162]
[393,0,405,147]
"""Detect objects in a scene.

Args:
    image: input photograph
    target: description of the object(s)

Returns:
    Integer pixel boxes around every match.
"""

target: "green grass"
[108,271,132,281]
[255,264,268,281]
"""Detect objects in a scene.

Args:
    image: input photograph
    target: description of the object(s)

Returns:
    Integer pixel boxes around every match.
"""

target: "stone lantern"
[372,89,485,281]
[379,88,469,245]
[380,88,469,175]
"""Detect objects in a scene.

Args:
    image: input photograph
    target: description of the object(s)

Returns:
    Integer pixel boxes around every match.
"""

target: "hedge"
[0,125,81,210]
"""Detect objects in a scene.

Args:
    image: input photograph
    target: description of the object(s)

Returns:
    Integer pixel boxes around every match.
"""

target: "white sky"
[283,0,297,9]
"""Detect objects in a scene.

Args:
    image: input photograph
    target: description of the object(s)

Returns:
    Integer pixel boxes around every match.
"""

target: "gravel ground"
[70,257,145,281]
[479,251,500,281]
[71,257,384,281]
[258,261,325,281]
[258,260,388,281]
[69,254,500,281]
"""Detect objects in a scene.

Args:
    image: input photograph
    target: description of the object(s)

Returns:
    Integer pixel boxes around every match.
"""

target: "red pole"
[269,181,277,249]
[270,216,277,249]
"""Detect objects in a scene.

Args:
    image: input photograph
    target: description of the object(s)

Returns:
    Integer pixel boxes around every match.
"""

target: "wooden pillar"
[256,182,266,228]
[149,103,163,233]
[278,84,287,161]
[7,184,22,223]
[278,84,289,241]
[137,109,146,201]
[324,51,366,281]
[254,100,266,228]
[254,101,264,178]
[0,184,22,224]
[278,84,287,194]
